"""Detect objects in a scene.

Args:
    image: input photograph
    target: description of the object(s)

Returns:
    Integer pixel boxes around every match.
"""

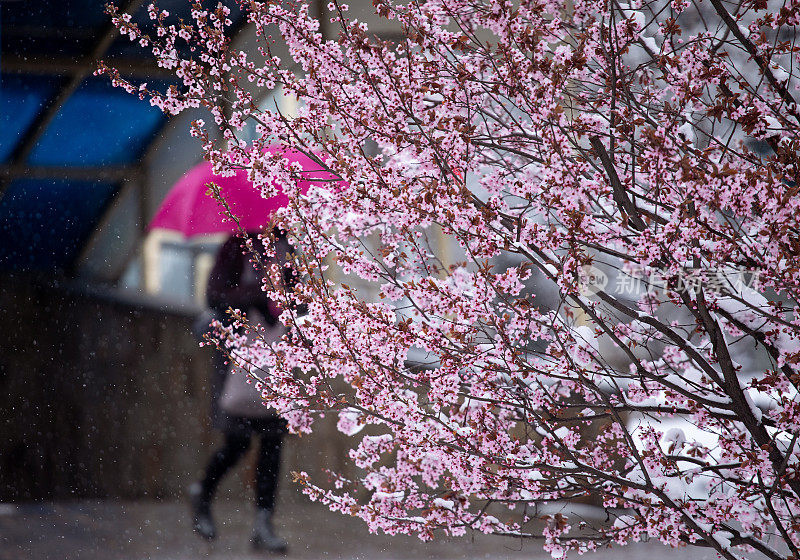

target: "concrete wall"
[0,273,351,502]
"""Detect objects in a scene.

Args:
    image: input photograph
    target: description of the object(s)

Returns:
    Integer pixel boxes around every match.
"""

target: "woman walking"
[190,233,292,553]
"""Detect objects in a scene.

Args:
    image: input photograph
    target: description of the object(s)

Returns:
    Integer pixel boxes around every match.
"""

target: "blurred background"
[0,2,368,558]
[0,0,328,504]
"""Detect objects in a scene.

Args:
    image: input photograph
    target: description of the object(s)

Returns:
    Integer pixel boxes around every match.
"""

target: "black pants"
[199,430,283,511]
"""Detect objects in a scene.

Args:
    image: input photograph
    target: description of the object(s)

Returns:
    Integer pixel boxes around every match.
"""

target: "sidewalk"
[0,497,717,560]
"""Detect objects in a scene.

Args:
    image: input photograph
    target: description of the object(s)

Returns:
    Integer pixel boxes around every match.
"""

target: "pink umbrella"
[149,147,331,237]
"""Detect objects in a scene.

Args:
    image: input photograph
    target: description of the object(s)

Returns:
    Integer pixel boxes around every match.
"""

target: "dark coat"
[204,235,287,437]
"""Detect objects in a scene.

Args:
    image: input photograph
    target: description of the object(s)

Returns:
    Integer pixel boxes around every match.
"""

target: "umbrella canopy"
[149,147,329,237]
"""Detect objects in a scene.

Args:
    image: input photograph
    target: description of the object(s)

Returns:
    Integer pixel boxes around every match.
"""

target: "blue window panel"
[0,179,118,270]
[0,75,58,163]
[29,78,165,167]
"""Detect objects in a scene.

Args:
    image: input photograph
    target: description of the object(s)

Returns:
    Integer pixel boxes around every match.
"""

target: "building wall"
[0,273,352,502]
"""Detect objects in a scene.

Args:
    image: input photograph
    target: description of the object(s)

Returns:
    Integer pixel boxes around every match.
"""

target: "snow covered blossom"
[104,1,800,558]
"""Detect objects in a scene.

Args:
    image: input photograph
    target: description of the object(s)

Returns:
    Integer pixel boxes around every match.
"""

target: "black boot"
[188,482,216,540]
[252,508,288,553]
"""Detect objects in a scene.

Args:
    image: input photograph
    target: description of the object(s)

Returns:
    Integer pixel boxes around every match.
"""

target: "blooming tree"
[101,0,800,557]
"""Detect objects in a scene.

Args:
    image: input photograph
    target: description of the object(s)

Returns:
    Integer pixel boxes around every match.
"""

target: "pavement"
[0,496,720,560]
